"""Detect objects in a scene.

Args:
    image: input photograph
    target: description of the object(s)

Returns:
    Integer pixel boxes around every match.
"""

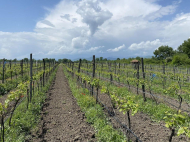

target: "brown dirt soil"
[29,66,96,142]
[93,86,189,142]
[77,71,189,142]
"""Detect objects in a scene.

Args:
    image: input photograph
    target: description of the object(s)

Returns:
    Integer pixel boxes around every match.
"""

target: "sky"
[0,0,190,60]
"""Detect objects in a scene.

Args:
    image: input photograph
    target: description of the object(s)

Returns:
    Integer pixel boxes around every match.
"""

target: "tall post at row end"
[92,55,95,96]
[141,58,146,102]
[77,59,81,81]
[2,58,5,83]
[78,59,81,73]
[30,54,33,102]
[93,55,95,78]
[43,59,45,87]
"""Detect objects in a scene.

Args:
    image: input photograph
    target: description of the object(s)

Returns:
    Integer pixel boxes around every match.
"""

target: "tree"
[172,53,190,65]
[154,45,175,60]
[13,58,17,62]
[63,58,69,63]
[23,58,29,62]
[100,57,103,61]
[103,58,107,61]
[82,59,87,62]
[177,38,190,57]
[136,56,141,61]
[96,58,99,62]
[117,58,120,60]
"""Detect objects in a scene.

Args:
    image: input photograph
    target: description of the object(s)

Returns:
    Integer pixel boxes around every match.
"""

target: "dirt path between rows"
[30,66,96,142]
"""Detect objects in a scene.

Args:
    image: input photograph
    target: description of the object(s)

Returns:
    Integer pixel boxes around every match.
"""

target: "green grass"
[3,66,58,142]
[63,67,127,142]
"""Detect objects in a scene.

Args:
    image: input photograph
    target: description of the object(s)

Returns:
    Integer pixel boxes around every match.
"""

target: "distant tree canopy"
[23,58,29,62]
[96,58,99,61]
[100,57,103,61]
[172,53,190,65]
[177,38,190,58]
[136,56,141,61]
[153,45,175,60]
[58,58,71,63]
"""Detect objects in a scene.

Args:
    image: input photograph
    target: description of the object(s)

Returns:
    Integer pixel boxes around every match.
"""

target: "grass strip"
[63,66,127,142]
[3,66,58,142]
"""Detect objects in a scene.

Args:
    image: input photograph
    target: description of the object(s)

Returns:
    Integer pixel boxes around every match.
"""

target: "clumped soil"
[95,88,189,142]
[29,66,96,142]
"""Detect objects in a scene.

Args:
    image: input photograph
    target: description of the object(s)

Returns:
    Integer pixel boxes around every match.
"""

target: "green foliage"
[99,57,103,61]
[4,66,58,141]
[163,110,190,137]
[166,57,172,63]
[64,67,127,142]
[154,45,175,60]
[96,58,100,61]
[172,53,190,65]
[178,38,190,57]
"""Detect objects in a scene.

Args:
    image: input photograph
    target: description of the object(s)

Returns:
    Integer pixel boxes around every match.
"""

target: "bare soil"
[29,66,96,142]
[94,86,189,142]
[77,71,189,141]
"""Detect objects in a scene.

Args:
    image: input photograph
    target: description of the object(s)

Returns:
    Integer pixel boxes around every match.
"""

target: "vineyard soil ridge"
[31,66,95,142]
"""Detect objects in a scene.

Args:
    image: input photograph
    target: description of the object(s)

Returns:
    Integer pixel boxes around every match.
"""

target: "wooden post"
[92,55,95,96]
[33,81,35,96]
[72,62,74,71]
[30,54,33,102]
[137,62,139,94]
[43,59,45,87]
[21,59,23,78]
[27,89,29,109]
[141,58,146,102]
[110,74,113,84]
[115,62,116,74]
[2,58,5,83]
[163,62,165,89]
[10,60,12,80]
[78,59,81,73]
[93,55,95,78]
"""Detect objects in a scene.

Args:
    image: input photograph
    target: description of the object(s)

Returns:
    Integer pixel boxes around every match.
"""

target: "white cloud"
[77,0,112,35]
[128,39,162,50]
[0,0,190,59]
[71,37,89,49]
[107,44,125,52]
[88,46,104,51]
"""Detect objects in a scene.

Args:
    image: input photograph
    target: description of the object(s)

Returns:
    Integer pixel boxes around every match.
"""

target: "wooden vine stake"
[20,59,23,79]
[30,54,33,102]
[92,55,95,96]
[2,58,5,83]
[137,62,139,94]
[78,59,81,81]
[10,60,12,80]
[163,61,166,89]
[43,59,45,87]
[141,58,146,102]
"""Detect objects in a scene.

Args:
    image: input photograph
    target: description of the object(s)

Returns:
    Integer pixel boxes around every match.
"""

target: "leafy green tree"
[63,58,69,63]
[23,58,29,62]
[117,58,120,60]
[154,45,175,59]
[100,57,103,61]
[177,38,190,57]
[103,58,107,61]
[82,59,87,62]
[136,56,141,61]
[12,58,17,62]
[96,58,99,62]
[172,53,190,65]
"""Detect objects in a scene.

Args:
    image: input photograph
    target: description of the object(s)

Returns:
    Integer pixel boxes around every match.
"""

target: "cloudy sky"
[0,0,190,60]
